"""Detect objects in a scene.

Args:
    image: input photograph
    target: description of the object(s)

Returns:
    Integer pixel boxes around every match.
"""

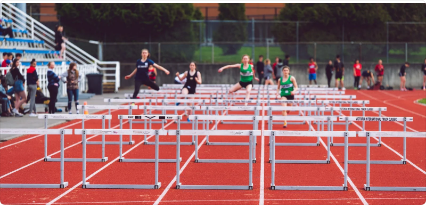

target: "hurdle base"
[0,182,68,188]
[364,184,426,191]
[195,159,254,163]
[275,143,320,146]
[145,141,194,145]
[206,142,249,146]
[271,121,306,125]
[271,160,330,164]
[178,184,253,190]
[221,121,255,125]
[82,182,161,189]
[271,185,347,191]
[119,157,182,163]
[332,143,380,147]
[44,157,108,162]
[349,160,406,164]
[86,141,135,145]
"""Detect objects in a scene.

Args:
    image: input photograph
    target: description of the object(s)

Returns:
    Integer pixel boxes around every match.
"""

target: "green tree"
[55,3,203,62]
[213,3,247,55]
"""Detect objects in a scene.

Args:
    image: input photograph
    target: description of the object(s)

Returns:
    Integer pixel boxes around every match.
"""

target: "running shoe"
[76,110,80,114]
[176,103,181,106]
[187,118,191,122]
[283,121,287,128]
[69,111,72,114]
[29,113,37,117]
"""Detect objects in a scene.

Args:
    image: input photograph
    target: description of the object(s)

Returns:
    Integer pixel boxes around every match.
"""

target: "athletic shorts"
[335,72,344,80]
[280,95,294,100]
[239,81,253,88]
[362,72,371,78]
[309,73,317,81]
[264,76,271,80]
[182,85,196,94]
[377,73,383,77]
[399,73,405,77]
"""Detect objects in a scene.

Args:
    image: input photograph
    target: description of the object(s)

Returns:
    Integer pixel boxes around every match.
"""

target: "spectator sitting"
[0,19,14,38]
[0,75,13,116]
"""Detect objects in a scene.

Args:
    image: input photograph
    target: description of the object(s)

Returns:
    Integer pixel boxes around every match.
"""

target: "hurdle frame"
[266,130,356,191]
[170,129,261,190]
[359,131,426,191]
[77,129,166,189]
[0,129,71,189]
[38,114,111,162]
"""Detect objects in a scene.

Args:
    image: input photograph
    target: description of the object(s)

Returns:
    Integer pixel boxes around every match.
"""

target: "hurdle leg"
[403,119,407,164]
[195,117,199,162]
[82,130,87,188]
[144,107,147,144]
[270,132,276,189]
[176,130,181,188]
[343,131,348,190]
[60,130,66,188]
[129,107,133,144]
[378,109,382,146]
[119,117,123,161]
[154,131,161,189]
[102,117,106,160]
[248,132,253,189]
[44,117,48,161]
[364,132,371,190]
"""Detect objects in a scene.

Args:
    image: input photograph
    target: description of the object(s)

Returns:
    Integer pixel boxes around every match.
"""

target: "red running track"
[0,90,425,205]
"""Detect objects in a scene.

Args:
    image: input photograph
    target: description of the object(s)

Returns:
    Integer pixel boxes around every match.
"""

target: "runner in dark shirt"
[256,55,264,85]
[334,55,344,89]
[399,62,409,91]
[325,60,333,87]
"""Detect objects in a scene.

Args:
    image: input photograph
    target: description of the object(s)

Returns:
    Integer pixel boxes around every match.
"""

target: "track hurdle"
[76,129,167,189]
[38,114,111,162]
[267,116,338,164]
[339,116,414,164]
[188,115,262,162]
[118,115,181,163]
[359,131,426,191]
[0,129,72,188]
[104,98,155,129]
[329,107,387,147]
[169,129,261,190]
[78,105,137,145]
[265,130,357,191]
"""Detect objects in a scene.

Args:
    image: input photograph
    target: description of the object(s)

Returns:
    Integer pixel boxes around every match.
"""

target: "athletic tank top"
[148,66,156,80]
[184,70,198,90]
[240,63,253,82]
[309,62,316,74]
[280,76,294,97]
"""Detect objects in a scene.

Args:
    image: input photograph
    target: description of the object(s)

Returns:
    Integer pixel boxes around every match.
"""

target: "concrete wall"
[119,63,425,89]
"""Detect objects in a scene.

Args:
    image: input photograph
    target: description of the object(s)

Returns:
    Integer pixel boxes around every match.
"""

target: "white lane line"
[259,103,265,205]
[0,120,129,180]
[304,115,368,205]
[153,111,226,205]
[46,117,179,205]
[360,91,426,118]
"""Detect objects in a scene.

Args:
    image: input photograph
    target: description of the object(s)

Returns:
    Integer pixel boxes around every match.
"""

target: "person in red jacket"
[353,59,362,90]
[374,59,384,86]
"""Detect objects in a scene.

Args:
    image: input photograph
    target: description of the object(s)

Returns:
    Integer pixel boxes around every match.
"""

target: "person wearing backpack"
[9,59,26,117]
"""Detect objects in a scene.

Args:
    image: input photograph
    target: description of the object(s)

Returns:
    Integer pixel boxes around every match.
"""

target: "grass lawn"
[418,98,426,105]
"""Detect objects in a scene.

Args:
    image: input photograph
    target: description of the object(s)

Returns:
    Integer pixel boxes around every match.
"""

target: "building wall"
[39,3,58,22]
[193,3,285,20]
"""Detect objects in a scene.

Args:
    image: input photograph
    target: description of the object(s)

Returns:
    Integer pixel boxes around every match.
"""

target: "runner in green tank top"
[276,66,298,128]
[218,55,259,106]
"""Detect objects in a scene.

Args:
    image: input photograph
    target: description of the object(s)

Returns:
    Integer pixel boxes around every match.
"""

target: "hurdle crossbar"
[38,114,111,162]
[0,129,71,189]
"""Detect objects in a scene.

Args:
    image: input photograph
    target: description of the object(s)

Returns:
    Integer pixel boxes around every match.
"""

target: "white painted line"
[46,117,179,205]
[304,113,368,205]
[153,111,226,205]
[259,104,265,205]
[361,91,426,118]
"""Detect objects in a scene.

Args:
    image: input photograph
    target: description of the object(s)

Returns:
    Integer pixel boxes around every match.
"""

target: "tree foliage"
[55,3,203,62]
[213,3,247,55]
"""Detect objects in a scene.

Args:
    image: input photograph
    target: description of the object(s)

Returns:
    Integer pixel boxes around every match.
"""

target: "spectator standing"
[274,59,284,84]
[272,57,280,82]
[263,59,274,86]
[0,19,14,38]
[325,60,333,87]
[10,59,26,117]
[26,59,39,116]
[399,62,409,91]
[61,62,81,114]
[55,26,67,59]
[353,59,362,90]
[334,55,345,89]
[421,58,426,91]
[307,57,318,85]
[47,62,61,114]
[256,55,264,85]
[374,59,384,86]
[283,55,290,66]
